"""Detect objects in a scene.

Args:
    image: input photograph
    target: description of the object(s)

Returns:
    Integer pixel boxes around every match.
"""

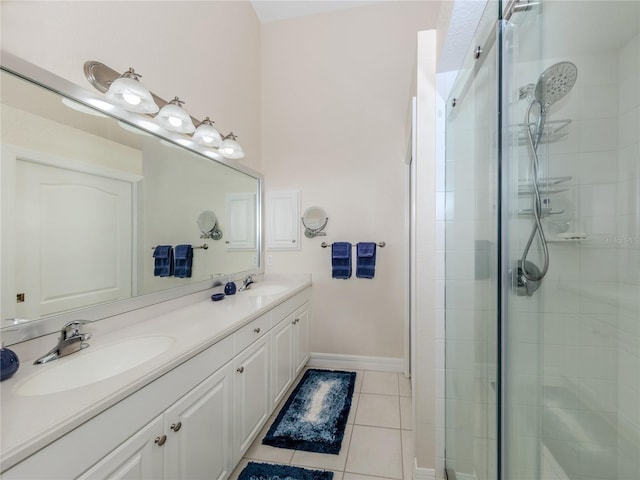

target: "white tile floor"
[229,368,413,480]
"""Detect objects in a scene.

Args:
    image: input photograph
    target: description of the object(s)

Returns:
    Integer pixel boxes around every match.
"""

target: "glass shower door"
[444,2,500,479]
[502,2,640,479]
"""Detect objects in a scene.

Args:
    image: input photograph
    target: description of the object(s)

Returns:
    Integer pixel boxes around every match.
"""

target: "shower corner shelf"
[517,176,572,196]
[516,119,572,145]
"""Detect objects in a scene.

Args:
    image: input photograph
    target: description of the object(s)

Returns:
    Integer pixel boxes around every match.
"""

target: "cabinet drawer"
[233,313,271,355]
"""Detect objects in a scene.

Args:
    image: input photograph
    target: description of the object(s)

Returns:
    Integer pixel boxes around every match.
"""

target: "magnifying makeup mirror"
[301,206,328,238]
[197,210,223,240]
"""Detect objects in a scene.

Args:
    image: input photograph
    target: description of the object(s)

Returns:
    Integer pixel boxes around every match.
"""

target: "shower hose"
[520,100,550,282]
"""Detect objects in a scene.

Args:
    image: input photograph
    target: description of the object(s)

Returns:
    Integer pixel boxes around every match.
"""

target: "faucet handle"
[60,321,91,340]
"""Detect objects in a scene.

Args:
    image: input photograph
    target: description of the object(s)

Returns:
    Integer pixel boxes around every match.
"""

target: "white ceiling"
[250,0,387,23]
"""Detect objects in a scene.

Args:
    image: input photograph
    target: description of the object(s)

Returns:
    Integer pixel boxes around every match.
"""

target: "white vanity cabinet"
[77,362,233,480]
[2,285,312,480]
[232,334,271,463]
[163,362,233,480]
[77,415,165,480]
[271,315,295,407]
[292,302,310,377]
[269,296,311,410]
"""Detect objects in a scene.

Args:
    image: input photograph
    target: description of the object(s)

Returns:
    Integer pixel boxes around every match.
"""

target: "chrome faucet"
[239,274,255,291]
[34,321,92,365]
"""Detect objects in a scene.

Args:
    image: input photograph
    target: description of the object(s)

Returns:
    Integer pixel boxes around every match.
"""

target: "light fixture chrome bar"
[84,60,200,125]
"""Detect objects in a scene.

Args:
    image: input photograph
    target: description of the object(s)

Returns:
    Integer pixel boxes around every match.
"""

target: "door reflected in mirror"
[1,67,261,332]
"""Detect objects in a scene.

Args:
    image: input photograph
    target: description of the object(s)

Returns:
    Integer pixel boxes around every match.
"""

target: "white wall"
[260,1,440,361]
[0,0,262,172]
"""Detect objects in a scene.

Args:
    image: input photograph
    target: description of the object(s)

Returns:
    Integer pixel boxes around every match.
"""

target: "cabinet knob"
[294,318,299,324]
[155,435,167,446]
[237,366,245,373]
[292,240,296,243]
[253,327,261,334]
[170,422,182,432]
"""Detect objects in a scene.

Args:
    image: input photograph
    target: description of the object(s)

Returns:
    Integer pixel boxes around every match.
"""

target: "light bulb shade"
[219,137,245,159]
[155,98,195,134]
[106,76,159,113]
[193,119,222,147]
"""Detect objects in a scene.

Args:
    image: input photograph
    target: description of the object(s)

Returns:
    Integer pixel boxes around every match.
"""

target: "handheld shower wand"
[518,62,577,295]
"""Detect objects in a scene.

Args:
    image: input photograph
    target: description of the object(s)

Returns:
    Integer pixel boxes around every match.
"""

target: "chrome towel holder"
[320,241,385,248]
[151,244,209,250]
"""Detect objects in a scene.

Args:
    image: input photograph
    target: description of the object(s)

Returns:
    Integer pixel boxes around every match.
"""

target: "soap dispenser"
[224,280,237,295]
[1,343,20,381]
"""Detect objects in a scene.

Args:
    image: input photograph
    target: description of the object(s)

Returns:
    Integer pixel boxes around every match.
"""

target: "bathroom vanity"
[0,276,311,479]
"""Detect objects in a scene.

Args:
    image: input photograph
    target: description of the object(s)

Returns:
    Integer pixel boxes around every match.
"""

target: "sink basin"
[242,284,289,297]
[15,335,175,396]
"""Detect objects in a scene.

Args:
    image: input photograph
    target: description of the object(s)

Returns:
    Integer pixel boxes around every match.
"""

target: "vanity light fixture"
[155,97,195,134]
[105,68,159,114]
[84,60,245,159]
[193,117,222,147]
[219,132,245,159]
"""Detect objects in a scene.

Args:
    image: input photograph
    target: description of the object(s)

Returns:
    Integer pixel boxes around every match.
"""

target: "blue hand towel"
[174,244,193,278]
[356,242,376,279]
[331,242,352,279]
[153,245,174,277]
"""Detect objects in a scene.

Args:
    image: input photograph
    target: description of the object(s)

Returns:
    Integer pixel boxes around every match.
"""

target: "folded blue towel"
[356,242,376,279]
[174,244,193,278]
[153,245,174,277]
[331,242,352,279]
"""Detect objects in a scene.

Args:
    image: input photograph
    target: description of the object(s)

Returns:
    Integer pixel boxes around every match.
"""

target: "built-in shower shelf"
[518,176,572,196]
[516,119,572,145]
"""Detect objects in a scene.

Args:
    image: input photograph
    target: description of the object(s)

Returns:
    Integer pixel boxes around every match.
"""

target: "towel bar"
[321,241,385,248]
[152,244,209,250]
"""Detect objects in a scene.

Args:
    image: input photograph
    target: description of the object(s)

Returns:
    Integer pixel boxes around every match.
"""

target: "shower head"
[534,61,578,111]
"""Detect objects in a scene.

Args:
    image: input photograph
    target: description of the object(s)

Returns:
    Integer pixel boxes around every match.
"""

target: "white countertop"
[0,274,311,471]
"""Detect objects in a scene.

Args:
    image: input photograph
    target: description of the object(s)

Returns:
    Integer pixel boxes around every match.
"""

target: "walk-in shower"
[517,61,578,296]
[444,1,639,479]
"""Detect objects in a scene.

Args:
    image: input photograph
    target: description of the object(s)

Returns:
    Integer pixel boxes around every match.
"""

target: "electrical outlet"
[267,255,273,266]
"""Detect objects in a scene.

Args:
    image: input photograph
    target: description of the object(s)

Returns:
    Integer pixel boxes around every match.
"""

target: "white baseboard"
[308,353,404,372]
[414,462,436,480]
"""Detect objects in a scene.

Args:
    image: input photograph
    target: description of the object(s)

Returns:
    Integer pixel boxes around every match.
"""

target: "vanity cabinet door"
[233,335,271,463]
[271,315,294,407]
[76,416,164,480]
[293,302,310,377]
[163,361,233,480]
[225,193,256,250]
[265,190,300,250]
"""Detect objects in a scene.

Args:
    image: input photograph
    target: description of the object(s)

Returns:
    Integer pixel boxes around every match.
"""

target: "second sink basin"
[242,284,289,297]
[14,335,175,396]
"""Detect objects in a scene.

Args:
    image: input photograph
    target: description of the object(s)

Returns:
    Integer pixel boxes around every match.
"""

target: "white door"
[271,316,294,407]
[266,190,300,250]
[293,303,310,376]
[225,193,256,250]
[14,159,133,318]
[233,335,270,463]
[77,416,164,480]
[164,362,233,480]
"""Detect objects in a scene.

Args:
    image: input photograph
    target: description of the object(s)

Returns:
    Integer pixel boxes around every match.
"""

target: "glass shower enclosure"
[445,1,640,479]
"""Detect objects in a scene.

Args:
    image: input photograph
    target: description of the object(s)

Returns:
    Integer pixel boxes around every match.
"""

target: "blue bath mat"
[238,462,333,480]
[262,368,356,454]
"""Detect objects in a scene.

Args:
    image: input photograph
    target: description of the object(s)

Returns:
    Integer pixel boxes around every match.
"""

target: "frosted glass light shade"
[219,133,244,159]
[155,97,195,134]
[193,118,222,147]
[106,76,158,114]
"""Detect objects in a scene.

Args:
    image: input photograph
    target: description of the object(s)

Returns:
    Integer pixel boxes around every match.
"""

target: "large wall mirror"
[0,55,263,345]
